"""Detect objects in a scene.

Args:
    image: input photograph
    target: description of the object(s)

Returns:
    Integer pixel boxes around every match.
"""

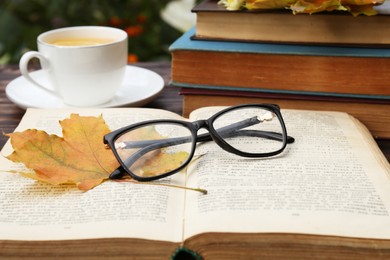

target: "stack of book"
[169,0,390,139]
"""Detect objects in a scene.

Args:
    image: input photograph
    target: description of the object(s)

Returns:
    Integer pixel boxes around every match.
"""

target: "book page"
[0,108,186,242]
[183,107,390,240]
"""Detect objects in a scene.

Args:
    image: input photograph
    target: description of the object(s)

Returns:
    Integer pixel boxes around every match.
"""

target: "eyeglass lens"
[212,106,285,154]
[114,123,193,179]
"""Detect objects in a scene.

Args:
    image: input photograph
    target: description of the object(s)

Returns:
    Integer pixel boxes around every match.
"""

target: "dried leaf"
[246,0,296,10]
[290,0,346,14]
[218,0,384,15]
[5,114,119,191]
[133,150,189,178]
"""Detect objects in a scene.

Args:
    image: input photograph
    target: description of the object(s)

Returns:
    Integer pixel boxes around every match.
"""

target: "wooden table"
[0,62,389,162]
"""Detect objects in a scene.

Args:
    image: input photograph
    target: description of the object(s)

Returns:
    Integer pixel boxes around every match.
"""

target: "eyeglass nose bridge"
[191,119,209,131]
[191,119,216,143]
[191,119,232,152]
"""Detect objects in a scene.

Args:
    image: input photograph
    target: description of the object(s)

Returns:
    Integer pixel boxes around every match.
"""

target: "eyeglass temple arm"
[115,116,260,150]
[196,118,294,144]
[230,130,294,143]
[109,116,260,179]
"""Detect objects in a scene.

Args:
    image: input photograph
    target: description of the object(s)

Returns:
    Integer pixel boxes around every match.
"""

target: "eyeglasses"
[104,104,295,182]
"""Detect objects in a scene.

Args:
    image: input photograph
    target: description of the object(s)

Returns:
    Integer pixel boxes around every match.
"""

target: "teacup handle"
[19,51,59,97]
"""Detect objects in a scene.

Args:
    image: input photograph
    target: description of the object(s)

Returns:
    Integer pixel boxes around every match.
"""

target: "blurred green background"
[0,0,193,65]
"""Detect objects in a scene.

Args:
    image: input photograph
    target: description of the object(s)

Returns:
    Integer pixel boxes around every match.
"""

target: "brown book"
[170,28,390,98]
[193,0,390,46]
[1,107,390,258]
[180,88,390,139]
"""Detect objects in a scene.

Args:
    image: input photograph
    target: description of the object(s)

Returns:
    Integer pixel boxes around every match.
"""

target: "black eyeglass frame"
[104,103,294,182]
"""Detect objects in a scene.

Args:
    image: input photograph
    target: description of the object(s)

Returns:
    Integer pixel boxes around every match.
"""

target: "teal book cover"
[170,27,390,58]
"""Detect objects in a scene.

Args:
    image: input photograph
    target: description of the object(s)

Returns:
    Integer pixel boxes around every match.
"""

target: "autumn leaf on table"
[5,114,119,191]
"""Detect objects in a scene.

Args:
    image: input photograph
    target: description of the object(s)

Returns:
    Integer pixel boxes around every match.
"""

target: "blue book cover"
[170,27,390,58]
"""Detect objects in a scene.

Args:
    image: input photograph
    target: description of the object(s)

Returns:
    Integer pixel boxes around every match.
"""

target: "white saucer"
[5,65,164,109]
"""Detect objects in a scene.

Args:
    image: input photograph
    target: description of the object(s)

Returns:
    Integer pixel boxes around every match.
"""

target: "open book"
[1,107,390,259]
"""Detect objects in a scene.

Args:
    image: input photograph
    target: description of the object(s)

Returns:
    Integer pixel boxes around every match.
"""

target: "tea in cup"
[19,26,128,107]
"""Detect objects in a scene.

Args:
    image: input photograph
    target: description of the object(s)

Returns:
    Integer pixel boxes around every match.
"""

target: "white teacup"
[19,26,128,107]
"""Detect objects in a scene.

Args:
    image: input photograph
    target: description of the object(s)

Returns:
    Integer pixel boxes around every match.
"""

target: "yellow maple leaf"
[5,114,119,191]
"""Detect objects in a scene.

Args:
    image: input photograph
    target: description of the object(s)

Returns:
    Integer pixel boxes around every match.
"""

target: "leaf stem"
[117,179,208,195]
